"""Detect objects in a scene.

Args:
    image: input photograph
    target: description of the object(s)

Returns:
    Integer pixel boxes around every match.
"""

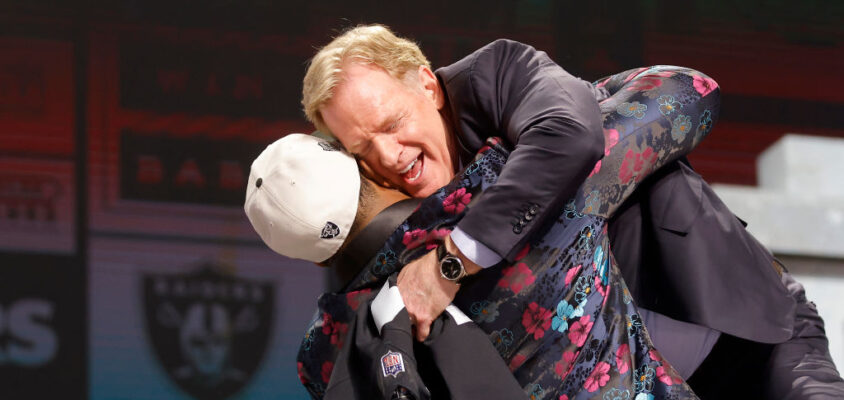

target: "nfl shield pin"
[381,350,405,378]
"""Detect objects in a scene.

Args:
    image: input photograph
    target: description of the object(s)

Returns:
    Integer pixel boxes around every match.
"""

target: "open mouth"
[400,154,424,183]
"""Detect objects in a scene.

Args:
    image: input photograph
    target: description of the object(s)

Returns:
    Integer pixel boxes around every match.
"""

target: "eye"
[386,113,406,133]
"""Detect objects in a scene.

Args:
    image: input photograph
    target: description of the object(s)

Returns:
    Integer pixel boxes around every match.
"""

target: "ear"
[417,65,445,110]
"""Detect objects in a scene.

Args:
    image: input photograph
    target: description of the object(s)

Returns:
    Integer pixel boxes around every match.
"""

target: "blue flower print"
[595,245,610,284]
[583,190,601,214]
[490,329,514,354]
[576,225,595,254]
[634,364,655,393]
[574,274,592,304]
[470,300,500,323]
[565,199,585,220]
[551,299,585,333]
[671,114,692,142]
[527,383,544,400]
[617,101,648,120]
[657,95,679,116]
[604,387,632,400]
[373,250,397,275]
[697,109,713,138]
[634,393,655,400]
[594,245,604,268]
[627,313,643,337]
[302,326,315,351]
[466,160,481,175]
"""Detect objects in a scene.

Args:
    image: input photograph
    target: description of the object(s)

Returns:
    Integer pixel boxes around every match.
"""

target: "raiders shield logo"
[320,222,340,239]
[142,263,273,400]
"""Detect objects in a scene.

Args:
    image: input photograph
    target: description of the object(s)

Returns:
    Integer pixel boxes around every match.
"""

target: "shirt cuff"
[450,227,503,268]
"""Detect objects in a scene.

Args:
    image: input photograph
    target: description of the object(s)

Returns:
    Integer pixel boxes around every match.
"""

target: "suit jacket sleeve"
[437,39,604,261]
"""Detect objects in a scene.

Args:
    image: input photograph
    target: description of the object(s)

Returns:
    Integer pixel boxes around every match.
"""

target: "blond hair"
[301,24,431,134]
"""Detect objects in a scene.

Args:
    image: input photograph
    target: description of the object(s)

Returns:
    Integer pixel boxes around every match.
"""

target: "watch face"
[441,257,464,280]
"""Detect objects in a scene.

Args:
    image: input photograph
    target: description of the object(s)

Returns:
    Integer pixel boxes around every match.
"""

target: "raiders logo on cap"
[320,222,340,239]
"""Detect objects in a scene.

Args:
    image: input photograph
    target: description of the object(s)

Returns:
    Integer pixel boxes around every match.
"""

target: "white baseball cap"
[244,133,360,262]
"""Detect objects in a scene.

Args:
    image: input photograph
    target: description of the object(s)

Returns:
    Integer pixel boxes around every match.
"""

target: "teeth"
[407,165,423,182]
[399,157,418,174]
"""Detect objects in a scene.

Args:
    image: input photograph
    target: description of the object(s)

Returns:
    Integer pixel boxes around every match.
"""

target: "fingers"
[414,318,431,342]
[396,249,457,341]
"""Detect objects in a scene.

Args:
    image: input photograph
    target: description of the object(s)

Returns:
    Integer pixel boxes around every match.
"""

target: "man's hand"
[396,235,482,341]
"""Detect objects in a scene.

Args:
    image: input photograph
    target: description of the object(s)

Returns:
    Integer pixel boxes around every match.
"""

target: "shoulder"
[436,39,548,84]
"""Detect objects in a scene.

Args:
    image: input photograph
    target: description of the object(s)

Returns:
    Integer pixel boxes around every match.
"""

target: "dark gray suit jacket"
[436,39,843,398]
[436,39,605,262]
[435,38,794,343]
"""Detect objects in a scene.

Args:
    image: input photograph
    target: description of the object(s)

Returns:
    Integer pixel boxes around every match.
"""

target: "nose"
[371,134,403,171]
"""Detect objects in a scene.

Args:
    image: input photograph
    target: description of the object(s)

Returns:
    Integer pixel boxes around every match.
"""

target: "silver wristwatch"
[437,243,466,282]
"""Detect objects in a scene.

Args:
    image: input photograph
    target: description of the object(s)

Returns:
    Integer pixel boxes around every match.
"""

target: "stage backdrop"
[0,1,841,398]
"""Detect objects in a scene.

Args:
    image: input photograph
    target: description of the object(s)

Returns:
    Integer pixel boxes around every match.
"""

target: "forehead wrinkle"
[329,63,405,153]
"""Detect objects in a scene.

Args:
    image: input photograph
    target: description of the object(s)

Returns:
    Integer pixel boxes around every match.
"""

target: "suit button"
[517,219,527,226]
[524,213,534,221]
[513,226,523,234]
[528,205,538,215]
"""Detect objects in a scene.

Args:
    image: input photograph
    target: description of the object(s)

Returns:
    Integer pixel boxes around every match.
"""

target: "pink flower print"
[619,147,658,184]
[521,302,552,340]
[402,228,428,249]
[514,244,531,261]
[626,76,663,92]
[588,127,622,178]
[650,349,684,385]
[603,128,619,156]
[443,187,472,214]
[498,262,536,294]
[321,313,349,349]
[509,354,527,372]
[554,350,579,379]
[634,147,657,182]
[346,288,372,311]
[568,315,593,347]
[693,74,718,97]
[595,274,608,297]
[622,67,649,84]
[588,159,602,178]
[584,361,611,392]
[321,361,334,383]
[559,396,569,400]
[649,349,662,362]
[615,344,630,374]
[619,149,636,184]
[595,77,610,88]
[656,365,683,385]
[297,361,308,384]
[424,228,452,250]
[565,264,583,286]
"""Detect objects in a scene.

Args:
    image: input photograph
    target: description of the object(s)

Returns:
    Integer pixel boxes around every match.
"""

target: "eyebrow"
[350,111,405,154]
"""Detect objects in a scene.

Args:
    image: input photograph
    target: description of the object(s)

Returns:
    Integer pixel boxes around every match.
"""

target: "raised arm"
[438,39,605,262]
[574,66,721,218]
